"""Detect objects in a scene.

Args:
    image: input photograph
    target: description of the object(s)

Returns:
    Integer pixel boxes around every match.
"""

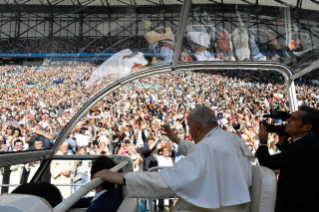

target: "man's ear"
[195,122,201,132]
[303,124,312,133]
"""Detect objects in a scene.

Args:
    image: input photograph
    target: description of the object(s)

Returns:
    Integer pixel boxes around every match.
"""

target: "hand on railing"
[53,161,128,212]
[93,168,124,185]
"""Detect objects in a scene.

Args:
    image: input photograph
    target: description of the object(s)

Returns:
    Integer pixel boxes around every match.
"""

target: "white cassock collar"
[201,127,218,140]
[160,128,253,209]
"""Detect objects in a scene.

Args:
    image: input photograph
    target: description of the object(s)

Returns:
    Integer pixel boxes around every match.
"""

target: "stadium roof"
[0,0,318,11]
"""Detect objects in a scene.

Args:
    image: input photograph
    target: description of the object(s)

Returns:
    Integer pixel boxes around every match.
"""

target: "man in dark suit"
[256,105,319,212]
[71,156,122,212]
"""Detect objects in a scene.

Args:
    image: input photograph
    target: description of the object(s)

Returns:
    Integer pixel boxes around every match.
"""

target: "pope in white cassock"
[51,142,75,199]
[94,106,253,212]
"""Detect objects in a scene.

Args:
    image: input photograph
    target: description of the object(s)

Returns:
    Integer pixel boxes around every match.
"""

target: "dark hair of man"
[11,182,62,208]
[14,139,23,146]
[299,105,319,138]
[90,156,117,190]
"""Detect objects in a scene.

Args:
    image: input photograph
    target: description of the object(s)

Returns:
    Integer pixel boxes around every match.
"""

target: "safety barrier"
[147,166,174,212]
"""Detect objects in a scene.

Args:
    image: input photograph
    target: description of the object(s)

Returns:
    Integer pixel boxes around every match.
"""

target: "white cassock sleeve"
[0,167,3,190]
[0,167,3,175]
[26,163,33,172]
[69,161,76,177]
[50,160,76,179]
[26,162,41,183]
[126,172,175,199]
[10,165,18,171]
[177,139,195,156]
[125,140,195,199]
[50,162,62,179]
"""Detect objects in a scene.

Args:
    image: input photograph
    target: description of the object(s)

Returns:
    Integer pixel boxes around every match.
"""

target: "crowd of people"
[0,59,319,198]
[1,65,319,156]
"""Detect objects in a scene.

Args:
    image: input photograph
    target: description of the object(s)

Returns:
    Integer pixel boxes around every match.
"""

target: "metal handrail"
[147,166,173,212]
[0,184,88,187]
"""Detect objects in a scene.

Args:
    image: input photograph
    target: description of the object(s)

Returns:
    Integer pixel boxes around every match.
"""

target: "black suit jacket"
[72,187,121,212]
[256,136,319,212]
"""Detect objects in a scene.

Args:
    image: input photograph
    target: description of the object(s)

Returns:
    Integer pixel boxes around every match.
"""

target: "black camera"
[259,121,289,136]
[260,109,291,136]
[263,109,291,121]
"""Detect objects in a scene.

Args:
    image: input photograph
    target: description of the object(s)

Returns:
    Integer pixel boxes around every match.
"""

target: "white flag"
[264,98,269,107]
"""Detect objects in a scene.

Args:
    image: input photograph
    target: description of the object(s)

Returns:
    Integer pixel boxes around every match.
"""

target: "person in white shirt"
[153,142,174,167]
[153,142,175,210]
[73,147,90,196]
[39,114,50,129]
[74,126,93,147]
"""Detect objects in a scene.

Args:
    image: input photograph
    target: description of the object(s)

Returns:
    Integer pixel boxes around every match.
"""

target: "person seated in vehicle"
[71,156,122,212]
[11,182,62,208]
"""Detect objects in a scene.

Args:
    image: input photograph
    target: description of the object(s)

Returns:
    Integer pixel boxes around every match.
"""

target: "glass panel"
[50,69,287,168]
[1,69,289,199]
[294,70,319,109]
[0,161,45,194]
[0,158,96,199]
[180,2,319,72]
[49,157,96,199]
[0,3,183,154]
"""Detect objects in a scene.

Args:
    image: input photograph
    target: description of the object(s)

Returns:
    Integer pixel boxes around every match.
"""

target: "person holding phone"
[8,128,27,151]
[117,139,131,155]
[25,124,52,149]
[140,136,159,171]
